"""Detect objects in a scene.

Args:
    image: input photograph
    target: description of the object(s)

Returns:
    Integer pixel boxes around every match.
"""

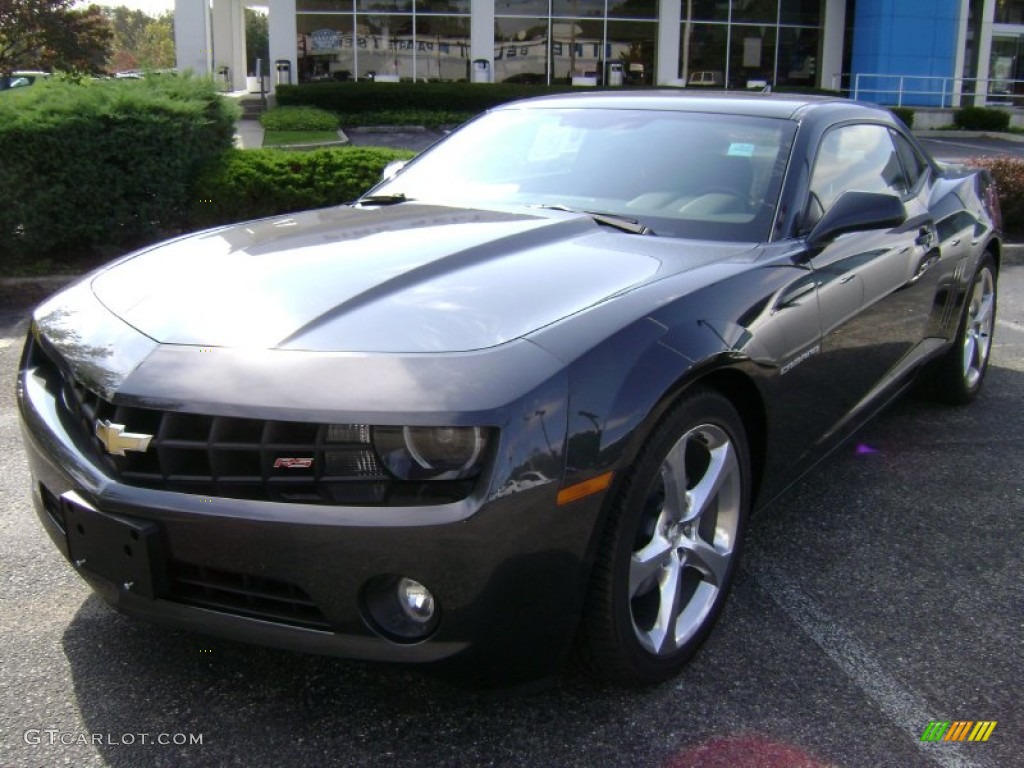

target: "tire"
[576,387,751,686]
[926,253,998,405]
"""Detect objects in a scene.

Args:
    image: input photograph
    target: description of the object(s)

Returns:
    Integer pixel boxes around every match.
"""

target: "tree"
[0,0,112,78]
[104,5,152,71]
[245,8,268,77]
[138,11,174,70]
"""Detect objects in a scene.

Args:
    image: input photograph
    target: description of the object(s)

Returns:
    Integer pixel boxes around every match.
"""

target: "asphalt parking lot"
[0,257,1021,767]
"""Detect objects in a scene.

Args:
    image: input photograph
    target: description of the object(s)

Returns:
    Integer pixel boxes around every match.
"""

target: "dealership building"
[174,0,1024,105]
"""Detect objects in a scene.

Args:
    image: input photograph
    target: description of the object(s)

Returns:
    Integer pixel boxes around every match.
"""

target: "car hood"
[90,204,749,353]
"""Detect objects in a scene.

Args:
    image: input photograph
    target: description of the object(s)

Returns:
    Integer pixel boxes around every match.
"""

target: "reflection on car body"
[17,92,1001,686]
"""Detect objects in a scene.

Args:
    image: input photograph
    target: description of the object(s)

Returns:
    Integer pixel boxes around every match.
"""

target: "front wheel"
[577,388,750,686]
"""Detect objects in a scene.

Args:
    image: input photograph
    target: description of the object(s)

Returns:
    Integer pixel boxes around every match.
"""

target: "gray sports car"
[17,92,1000,686]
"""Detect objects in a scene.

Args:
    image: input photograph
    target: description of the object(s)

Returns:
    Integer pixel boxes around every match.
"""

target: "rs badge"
[273,458,314,469]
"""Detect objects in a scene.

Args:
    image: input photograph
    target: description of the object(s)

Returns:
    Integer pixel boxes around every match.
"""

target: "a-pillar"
[175,0,213,77]
[268,0,298,94]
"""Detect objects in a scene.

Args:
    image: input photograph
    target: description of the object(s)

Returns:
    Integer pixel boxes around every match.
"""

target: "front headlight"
[373,426,490,481]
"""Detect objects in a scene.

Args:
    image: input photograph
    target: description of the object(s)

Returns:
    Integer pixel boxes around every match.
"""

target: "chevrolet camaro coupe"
[18,93,1000,686]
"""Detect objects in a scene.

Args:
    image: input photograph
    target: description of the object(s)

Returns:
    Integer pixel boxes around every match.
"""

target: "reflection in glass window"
[496,0,551,16]
[680,22,727,84]
[607,0,657,20]
[995,0,1024,25]
[779,0,822,26]
[357,0,412,11]
[685,0,729,23]
[731,0,778,24]
[776,26,818,87]
[495,17,550,83]
[416,0,470,11]
[552,0,606,18]
[297,16,356,81]
[297,0,354,11]
[729,24,776,88]
[370,108,797,242]
[606,21,657,85]
[416,16,472,81]
[810,124,908,212]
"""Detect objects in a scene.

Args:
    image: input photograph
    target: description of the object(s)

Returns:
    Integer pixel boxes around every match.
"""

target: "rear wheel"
[577,388,750,686]
[927,254,997,405]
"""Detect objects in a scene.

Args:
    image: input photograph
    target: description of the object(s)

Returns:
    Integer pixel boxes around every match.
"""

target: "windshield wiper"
[532,204,653,235]
[358,193,412,206]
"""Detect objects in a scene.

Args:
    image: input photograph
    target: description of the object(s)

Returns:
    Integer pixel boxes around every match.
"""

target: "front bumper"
[17,336,608,683]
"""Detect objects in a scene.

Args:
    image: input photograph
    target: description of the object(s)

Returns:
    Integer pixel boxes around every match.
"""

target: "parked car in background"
[18,92,1001,687]
[687,70,723,87]
[0,71,50,90]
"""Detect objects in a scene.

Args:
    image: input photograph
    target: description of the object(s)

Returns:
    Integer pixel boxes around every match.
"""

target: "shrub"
[342,109,476,128]
[953,107,1010,132]
[965,155,1024,234]
[190,146,415,228]
[890,107,914,129]
[0,75,238,269]
[260,105,339,131]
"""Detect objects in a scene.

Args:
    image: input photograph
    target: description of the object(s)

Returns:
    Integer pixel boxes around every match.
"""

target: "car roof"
[495,90,890,122]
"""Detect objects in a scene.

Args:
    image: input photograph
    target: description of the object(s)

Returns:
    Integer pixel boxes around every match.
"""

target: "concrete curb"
[913,129,1024,143]
[1003,243,1024,265]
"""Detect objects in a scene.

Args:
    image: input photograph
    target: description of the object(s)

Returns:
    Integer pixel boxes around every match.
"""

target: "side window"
[806,124,909,227]
[891,131,929,191]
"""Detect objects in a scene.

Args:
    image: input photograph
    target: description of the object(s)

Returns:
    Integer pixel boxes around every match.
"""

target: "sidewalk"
[234,119,265,149]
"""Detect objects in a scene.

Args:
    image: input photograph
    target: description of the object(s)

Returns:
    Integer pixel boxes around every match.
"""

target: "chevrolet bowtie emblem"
[95,420,153,456]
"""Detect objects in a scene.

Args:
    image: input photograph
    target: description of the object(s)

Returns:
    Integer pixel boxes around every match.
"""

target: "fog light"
[397,577,435,622]
[363,574,440,642]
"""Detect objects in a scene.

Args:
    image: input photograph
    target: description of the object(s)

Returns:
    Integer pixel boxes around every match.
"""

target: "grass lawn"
[262,129,342,147]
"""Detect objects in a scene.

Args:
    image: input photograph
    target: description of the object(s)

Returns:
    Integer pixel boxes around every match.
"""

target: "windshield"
[367,107,796,242]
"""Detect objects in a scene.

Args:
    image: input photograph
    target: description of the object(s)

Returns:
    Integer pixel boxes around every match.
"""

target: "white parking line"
[996,319,1024,340]
[744,559,999,768]
[923,138,1024,155]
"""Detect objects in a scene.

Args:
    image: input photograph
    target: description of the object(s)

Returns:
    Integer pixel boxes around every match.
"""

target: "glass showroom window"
[297,0,469,81]
[495,16,551,83]
[679,1,822,88]
[497,0,655,85]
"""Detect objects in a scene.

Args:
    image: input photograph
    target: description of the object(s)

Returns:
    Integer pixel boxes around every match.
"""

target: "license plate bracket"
[62,494,168,599]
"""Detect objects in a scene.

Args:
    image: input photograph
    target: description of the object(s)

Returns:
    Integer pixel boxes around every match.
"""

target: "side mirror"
[380,160,407,183]
[807,191,906,249]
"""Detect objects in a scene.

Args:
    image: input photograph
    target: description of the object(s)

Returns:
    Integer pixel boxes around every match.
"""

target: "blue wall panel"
[850,0,960,106]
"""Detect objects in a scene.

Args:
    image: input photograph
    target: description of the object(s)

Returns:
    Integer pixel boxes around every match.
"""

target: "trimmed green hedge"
[890,107,915,129]
[953,107,1010,132]
[276,82,845,116]
[342,109,476,128]
[0,76,238,267]
[260,105,339,131]
[275,82,579,114]
[190,146,415,228]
